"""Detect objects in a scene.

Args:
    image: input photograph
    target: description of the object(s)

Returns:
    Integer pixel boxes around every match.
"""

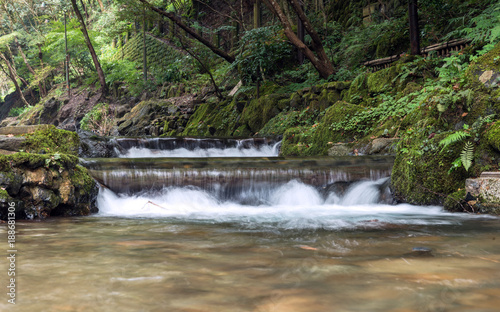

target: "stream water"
[2,138,500,311]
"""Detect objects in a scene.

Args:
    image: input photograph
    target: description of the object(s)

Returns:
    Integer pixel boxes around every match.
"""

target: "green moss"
[23,125,79,155]
[0,188,10,200]
[0,152,79,171]
[233,124,252,137]
[280,126,315,156]
[260,110,301,136]
[311,89,341,112]
[70,164,97,194]
[308,101,366,155]
[366,67,396,94]
[391,131,468,205]
[469,42,500,73]
[485,121,500,152]
[240,94,289,133]
[182,103,217,136]
[321,81,351,91]
[342,73,368,104]
[443,189,467,212]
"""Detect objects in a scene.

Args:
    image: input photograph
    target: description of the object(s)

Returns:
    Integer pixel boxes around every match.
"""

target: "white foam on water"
[97,179,488,230]
[119,141,281,158]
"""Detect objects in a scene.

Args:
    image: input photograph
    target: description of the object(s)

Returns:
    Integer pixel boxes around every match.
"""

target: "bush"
[233,25,293,84]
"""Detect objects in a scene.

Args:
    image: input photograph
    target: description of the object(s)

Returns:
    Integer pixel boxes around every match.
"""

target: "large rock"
[365,138,399,155]
[78,130,118,158]
[0,135,26,152]
[0,124,51,135]
[0,153,98,220]
[466,172,500,204]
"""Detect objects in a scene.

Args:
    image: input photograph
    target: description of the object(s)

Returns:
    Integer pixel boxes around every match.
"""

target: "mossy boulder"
[486,121,500,152]
[260,110,301,137]
[467,42,500,88]
[0,152,98,220]
[280,126,316,156]
[116,100,183,136]
[23,125,80,156]
[308,101,366,155]
[240,94,289,133]
[182,99,243,137]
[391,130,468,205]
[342,74,368,104]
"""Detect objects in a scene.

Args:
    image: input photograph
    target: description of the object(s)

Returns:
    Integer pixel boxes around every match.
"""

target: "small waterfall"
[111,137,281,158]
[96,177,463,230]
[83,156,395,194]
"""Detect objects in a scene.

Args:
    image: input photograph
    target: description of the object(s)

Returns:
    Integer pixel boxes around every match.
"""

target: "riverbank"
[1,42,500,218]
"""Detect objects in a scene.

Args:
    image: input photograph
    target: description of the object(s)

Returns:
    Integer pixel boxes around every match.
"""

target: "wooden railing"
[363,38,471,71]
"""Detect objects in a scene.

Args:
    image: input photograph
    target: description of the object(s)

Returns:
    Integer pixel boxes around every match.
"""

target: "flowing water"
[2,138,500,311]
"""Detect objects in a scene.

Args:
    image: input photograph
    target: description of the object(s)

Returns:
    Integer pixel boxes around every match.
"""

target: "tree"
[409,0,420,55]
[136,0,235,63]
[70,0,108,95]
[263,0,334,79]
[0,34,30,107]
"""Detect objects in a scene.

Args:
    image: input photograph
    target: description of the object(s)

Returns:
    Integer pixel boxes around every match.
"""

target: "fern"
[460,141,474,171]
[439,131,471,152]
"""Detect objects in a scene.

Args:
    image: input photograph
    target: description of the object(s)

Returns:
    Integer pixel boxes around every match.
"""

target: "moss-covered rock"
[391,129,468,205]
[22,125,80,155]
[182,99,243,137]
[0,152,98,220]
[308,101,366,155]
[182,103,217,136]
[342,74,368,104]
[486,121,500,152]
[116,99,187,136]
[260,110,301,137]
[443,189,467,212]
[240,94,289,133]
[280,126,315,156]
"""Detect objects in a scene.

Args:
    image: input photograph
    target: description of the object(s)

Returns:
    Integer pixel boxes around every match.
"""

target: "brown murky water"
[1,215,499,312]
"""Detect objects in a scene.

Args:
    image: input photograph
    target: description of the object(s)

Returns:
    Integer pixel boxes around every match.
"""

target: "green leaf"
[439,131,471,152]
[461,141,474,171]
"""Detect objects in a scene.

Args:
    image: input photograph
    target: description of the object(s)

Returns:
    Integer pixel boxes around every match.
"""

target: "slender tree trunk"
[297,4,304,64]
[80,0,89,20]
[96,0,104,11]
[263,0,334,78]
[0,51,30,107]
[143,4,147,82]
[137,0,235,63]
[15,37,46,97]
[409,0,420,55]
[70,0,108,95]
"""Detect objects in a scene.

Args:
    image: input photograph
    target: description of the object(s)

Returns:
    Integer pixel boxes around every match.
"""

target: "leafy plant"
[80,103,114,135]
[439,130,471,151]
[439,128,475,172]
[460,141,474,171]
[232,25,293,84]
[8,106,32,117]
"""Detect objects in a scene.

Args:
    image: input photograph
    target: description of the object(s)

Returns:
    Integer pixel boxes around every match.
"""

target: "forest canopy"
[0,0,498,103]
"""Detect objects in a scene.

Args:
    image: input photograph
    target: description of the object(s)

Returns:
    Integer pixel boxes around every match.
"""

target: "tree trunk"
[137,0,235,63]
[0,51,30,107]
[70,0,108,95]
[409,0,420,55]
[143,4,147,82]
[264,0,334,78]
[15,37,46,97]
[80,0,89,20]
[96,0,104,11]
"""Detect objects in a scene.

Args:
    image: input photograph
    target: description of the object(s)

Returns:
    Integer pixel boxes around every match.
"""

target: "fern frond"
[439,131,471,151]
[461,141,474,171]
